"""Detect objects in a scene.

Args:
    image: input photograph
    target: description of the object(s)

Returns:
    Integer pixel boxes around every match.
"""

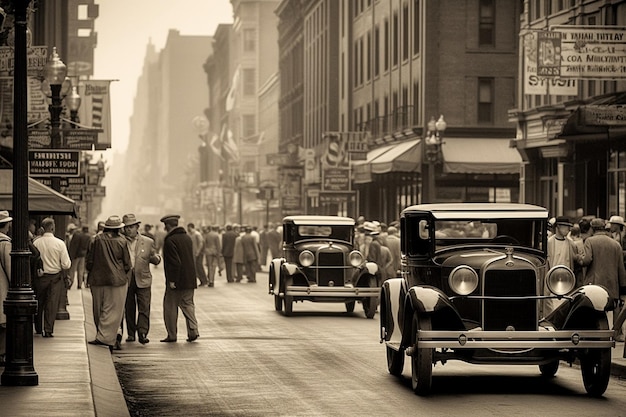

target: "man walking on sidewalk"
[160,214,199,343]
[33,217,72,337]
[123,214,161,344]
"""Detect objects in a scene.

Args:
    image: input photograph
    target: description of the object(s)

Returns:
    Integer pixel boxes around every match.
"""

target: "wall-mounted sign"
[28,149,80,177]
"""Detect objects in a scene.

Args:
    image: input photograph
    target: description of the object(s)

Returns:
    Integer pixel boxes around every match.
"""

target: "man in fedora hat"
[122,213,161,345]
[33,217,72,338]
[581,218,626,331]
[160,214,199,342]
[0,210,13,363]
[86,215,132,350]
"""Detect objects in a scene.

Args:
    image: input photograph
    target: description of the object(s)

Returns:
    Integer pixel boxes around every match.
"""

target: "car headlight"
[348,250,364,267]
[448,265,479,296]
[299,250,315,267]
[546,265,575,296]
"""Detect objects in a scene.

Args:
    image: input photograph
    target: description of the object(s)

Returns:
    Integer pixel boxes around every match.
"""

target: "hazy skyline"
[92,0,233,154]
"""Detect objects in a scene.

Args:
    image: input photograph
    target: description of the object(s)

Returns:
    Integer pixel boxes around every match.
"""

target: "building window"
[243,114,255,138]
[479,0,495,46]
[531,0,541,21]
[478,78,494,123]
[354,40,359,86]
[384,19,390,71]
[374,26,380,76]
[243,29,256,52]
[403,3,409,61]
[393,12,399,66]
[243,69,255,95]
[367,31,371,81]
[413,2,420,55]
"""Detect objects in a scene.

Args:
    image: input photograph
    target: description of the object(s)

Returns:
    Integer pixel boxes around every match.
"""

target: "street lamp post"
[423,115,446,203]
[2,0,39,386]
[45,48,72,321]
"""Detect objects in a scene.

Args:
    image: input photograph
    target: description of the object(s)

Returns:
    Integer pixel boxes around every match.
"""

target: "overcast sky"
[93,0,233,153]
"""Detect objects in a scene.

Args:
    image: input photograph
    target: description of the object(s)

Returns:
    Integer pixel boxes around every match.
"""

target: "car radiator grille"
[317,252,345,286]
[483,269,537,331]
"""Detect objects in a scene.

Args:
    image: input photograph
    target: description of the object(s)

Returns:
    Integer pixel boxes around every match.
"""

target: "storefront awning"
[353,139,421,184]
[441,138,522,175]
[0,169,78,216]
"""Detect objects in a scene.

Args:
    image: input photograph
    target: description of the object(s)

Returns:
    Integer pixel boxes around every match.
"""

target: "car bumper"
[415,329,615,349]
[285,285,380,298]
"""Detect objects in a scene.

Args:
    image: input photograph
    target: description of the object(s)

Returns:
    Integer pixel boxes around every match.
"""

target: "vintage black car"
[268,215,380,318]
[379,203,615,396]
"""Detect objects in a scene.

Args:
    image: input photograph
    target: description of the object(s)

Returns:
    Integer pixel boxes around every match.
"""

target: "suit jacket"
[86,231,131,287]
[128,234,161,288]
[68,231,91,259]
[582,231,626,300]
[241,233,260,262]
[162,226,197,290]
[221,230,238,257]
[204,231,221,256]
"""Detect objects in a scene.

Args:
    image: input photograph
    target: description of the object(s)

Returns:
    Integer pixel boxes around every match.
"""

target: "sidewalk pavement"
[1,288,626,416]
[0,287,129,417]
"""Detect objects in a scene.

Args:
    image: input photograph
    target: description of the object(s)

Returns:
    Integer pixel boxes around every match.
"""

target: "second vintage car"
[379,203,615,396]
[268,215,380,318]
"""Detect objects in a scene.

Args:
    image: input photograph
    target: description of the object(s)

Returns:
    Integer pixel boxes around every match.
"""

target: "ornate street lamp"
[2,0,39,386]
[65,85,81,125]
[423,115,446,203]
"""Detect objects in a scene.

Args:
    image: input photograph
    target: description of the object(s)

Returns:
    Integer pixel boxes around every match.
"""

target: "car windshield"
[296,225,352,243]
[432,218,545,250]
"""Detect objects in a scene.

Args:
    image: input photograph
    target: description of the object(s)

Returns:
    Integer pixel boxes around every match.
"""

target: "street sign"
[28,150,81,177]
[323,168,350,191]
[267,153,293,166]
[63,128,101,149]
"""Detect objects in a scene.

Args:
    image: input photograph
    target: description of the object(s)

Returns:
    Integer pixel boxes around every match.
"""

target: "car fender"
[268,258,284,294]
[552,285,613,329]
[400,285,465,348]
[380,278,405,343]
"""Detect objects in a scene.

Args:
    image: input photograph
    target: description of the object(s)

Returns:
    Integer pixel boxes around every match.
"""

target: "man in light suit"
[122,214,161,344]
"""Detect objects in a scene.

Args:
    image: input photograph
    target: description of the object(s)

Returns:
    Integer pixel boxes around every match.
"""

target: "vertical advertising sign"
[78,80,112,149]
[537,31,562,77]
[523,31,577,96]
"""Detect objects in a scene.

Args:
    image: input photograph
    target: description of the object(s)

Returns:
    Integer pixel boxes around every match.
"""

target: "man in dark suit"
[221,224,238,283]
[68,225,92,289]
[122,214,161,344]
[241,226,261,283]
[160,214,199,343]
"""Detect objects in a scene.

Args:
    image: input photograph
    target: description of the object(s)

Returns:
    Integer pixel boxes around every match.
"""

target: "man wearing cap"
[122,214,161,345]
[86,215,132,350]
[0,211,13,362]
[33,217,72,337]
[160,214,199,342]
[545,216,581,315]
[581,218,626,328]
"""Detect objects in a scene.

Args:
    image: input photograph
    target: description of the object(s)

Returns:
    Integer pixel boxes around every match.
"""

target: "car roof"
[402,203,548,220]
[283,215,355,226]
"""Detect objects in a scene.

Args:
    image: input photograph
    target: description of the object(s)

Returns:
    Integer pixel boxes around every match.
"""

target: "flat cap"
[160,214,180,223]
[590,218,606,229]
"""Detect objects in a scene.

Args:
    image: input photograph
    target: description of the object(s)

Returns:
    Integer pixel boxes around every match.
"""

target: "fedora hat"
[160,214,180,223]
[104,215,124,229]
[363,221,380,236]
[609,215,626,227]
[554,216,573,227]
[590,218,606,230]
[122,213,141,226]
[0,210,12,224]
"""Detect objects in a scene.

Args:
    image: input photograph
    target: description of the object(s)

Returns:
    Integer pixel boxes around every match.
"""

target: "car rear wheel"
[581,348,611,397]
[411,312,433,396]
[345,301,355,313]
[362,276,378,319]
[539,360,559,377]
[284,278,294,316]
[386,346,404,377]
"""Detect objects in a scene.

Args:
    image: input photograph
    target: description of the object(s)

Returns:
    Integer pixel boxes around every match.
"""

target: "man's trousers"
[125,275,151,337]
[163,288,198,340]
[91,283,128,346]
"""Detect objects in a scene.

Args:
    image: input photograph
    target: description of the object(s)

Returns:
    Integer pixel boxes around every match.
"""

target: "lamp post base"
[56,288,70,320]
[1,293,39,386]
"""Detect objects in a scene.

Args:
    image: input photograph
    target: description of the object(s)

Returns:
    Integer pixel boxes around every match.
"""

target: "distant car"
[379,203,615,396]
[268,215,380,318]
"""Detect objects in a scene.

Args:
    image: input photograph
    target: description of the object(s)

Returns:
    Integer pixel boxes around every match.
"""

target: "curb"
[81,289,130,417]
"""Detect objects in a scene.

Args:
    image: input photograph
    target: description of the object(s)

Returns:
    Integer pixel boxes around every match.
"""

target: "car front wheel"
[362,276,378,319]
[387,346,404,377]
[284,278,294,316]
[581,348,611,397]
[411,312,433,396]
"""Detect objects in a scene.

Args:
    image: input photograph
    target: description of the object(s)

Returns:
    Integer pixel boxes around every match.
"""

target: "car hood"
[437,248,545,269]
[294,241,353,253]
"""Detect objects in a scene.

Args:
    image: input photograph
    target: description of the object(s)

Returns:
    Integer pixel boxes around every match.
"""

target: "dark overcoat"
[162,226,197,290]
[582,230,626,300]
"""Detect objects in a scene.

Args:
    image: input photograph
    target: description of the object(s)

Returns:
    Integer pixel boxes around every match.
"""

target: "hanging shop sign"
[581,105,626,126]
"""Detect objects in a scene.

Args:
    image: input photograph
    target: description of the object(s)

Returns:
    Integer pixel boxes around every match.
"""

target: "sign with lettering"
[323,168,350,191]
[523,31,577,95]
[0,46,48,77]
[552,26,626,79]
[28,150,81,177]
[581,105,626,126]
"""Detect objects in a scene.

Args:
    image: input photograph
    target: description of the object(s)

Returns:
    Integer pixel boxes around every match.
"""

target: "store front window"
[608,151,626,217]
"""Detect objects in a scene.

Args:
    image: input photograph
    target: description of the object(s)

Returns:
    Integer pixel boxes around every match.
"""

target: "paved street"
[112,266,626,417]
